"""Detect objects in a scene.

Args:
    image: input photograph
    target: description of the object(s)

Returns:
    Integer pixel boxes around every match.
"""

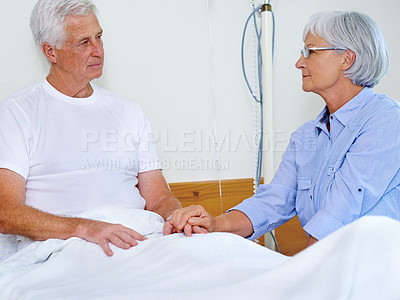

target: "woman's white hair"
[30,0,97,49]
[303,11,388,88]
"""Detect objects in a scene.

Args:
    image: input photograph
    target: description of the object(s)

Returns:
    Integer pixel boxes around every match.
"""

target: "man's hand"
[0,168,145,257]
[163,205,215,237]
[78,219,147,256]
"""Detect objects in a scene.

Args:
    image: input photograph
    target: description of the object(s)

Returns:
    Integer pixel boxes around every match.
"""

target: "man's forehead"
[64,13,102,39]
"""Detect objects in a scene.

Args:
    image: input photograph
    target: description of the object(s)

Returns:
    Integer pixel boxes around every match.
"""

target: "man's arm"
[0,168,146,256]
[137,169,182,220]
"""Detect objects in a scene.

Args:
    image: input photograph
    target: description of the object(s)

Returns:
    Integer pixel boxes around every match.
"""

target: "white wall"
[0,0,399,183]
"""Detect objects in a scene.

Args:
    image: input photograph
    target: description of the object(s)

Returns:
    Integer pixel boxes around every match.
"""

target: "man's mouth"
[88,62,103,68]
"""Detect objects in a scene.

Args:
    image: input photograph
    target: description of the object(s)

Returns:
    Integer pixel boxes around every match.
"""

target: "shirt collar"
[315,106,329,133]
[315,87,373,129]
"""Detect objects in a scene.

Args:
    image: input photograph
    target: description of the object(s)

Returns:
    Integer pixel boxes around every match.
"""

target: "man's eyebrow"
[77,30,103,43]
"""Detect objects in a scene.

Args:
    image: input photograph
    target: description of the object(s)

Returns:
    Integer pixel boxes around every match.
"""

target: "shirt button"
[309,195,312,199]
[330,115,333,120]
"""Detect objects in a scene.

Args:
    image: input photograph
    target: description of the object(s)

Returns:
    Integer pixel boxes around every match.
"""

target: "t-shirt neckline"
[42,79,99,105]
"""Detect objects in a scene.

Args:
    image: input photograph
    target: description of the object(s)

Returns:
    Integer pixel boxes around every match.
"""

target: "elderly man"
[0,0,181,256]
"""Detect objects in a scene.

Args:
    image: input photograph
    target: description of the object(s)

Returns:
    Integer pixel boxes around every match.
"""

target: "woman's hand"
[163,205,214,236]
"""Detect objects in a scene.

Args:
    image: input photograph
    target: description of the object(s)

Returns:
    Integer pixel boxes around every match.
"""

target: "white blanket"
[0,206,399,299]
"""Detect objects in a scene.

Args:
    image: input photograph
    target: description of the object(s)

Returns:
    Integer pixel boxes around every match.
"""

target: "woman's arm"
[163,205,254,237]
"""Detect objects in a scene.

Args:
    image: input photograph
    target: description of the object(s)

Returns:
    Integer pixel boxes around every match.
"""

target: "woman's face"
[295,34,346,98]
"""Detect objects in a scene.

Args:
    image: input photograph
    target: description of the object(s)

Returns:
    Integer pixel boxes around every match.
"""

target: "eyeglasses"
[300,46,347,58]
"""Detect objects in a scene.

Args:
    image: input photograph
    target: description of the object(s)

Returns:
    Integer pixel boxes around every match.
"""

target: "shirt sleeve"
[0,103,32,180]
[136,107,162,173]
[229,137,299,240]
[304,105,400,240]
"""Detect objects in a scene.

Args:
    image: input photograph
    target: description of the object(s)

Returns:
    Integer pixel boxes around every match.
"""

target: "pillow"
[0,234,19,262]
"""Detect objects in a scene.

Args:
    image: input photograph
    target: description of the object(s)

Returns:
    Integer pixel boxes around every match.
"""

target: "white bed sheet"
[0,206,399,300]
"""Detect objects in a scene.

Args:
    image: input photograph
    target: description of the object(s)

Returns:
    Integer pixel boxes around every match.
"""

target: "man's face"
[53,12,104,84]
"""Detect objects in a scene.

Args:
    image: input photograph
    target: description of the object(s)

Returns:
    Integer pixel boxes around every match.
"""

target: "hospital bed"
[0,179,399,299]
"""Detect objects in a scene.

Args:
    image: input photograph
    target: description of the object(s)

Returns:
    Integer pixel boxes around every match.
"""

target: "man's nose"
[91,40,104,57]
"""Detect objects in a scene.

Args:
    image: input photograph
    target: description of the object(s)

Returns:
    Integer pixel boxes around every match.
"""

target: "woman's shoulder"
[289,120,319,143]
[368,92,400,112]
[359,92,400,127]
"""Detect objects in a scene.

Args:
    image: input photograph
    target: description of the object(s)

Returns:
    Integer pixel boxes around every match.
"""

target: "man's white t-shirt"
[0,80,161,216]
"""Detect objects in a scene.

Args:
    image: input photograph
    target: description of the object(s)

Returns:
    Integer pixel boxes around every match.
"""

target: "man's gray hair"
[30,0,97,49]
[303,11,388,88]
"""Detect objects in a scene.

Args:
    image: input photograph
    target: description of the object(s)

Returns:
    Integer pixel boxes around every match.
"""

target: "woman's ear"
[342,50,356,71]
[41,42,57,64]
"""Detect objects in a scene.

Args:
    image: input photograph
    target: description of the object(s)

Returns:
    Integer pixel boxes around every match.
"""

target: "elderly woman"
[164,11,400,246]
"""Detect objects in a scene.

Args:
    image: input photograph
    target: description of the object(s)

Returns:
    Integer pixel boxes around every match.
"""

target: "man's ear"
[342,50,356,71]
[42,42,57,64]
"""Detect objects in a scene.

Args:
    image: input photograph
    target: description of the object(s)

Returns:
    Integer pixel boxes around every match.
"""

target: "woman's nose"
[295,55,305,69]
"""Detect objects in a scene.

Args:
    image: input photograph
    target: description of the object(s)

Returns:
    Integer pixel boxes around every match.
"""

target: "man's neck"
[46,70,93,98]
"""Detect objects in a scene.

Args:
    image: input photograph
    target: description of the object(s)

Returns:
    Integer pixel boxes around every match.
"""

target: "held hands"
[79,219,147,257]
[163,205,215,237]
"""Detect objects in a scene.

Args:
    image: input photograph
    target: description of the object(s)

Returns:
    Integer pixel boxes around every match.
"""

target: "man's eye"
[308,49,315,54]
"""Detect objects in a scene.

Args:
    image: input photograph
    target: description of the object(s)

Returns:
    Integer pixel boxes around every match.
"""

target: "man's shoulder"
[1,80,44,111]
[94,85,144,114]
[5,81,43,100]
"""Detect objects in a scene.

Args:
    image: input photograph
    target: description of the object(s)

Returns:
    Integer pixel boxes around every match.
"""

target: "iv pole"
[241,1,278,250]
[261,3,274,185]
[261,3,275,250]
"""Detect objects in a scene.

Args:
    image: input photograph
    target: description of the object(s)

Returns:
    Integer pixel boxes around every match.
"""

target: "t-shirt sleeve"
[0,103,31,180]
[136,108,162,173]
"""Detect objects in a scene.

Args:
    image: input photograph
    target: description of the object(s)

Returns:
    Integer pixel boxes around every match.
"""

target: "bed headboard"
[169,178,307,256]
